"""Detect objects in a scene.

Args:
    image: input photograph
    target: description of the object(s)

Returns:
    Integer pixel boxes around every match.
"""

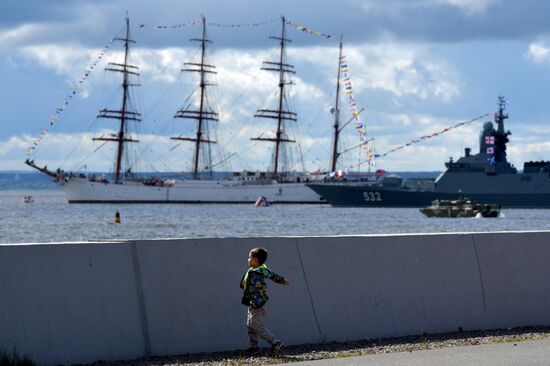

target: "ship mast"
[251,16,297,178]
[496,95,508,134]
[93,15,141,184]
[171,15,218,180]
[494,95,511,163]
[330,36,344,172]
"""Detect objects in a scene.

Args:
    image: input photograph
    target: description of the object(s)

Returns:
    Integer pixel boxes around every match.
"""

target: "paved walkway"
[282,338,550,366]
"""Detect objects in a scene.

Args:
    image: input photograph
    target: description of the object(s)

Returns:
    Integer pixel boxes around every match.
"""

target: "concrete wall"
[1,231,550,365]
[0,242,145,365]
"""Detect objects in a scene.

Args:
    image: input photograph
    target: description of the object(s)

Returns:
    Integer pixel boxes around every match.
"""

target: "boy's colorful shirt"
[240,264,286,308]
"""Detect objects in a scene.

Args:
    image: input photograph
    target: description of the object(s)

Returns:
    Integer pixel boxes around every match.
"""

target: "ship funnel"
[465,147,471,157]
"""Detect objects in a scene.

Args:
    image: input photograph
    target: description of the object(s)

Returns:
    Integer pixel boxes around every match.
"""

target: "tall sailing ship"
[26,16,341,204]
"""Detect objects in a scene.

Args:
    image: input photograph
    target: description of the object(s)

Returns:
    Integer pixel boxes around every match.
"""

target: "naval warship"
[307,96,550,208]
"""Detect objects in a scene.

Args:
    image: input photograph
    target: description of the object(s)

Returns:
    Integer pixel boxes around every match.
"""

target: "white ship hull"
[62,177,324,204]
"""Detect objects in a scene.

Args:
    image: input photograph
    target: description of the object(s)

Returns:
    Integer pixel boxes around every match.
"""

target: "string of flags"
[136,18,202,29]
[285,19,334,39]
[136,18,278,30]
[340,54,374,160]
[358,113,491,165]
[27,35,118,157]
[209,19,278,27]
[134,18,337,39]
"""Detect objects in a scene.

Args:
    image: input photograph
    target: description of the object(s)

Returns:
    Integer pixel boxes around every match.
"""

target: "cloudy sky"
[2,0,550,173]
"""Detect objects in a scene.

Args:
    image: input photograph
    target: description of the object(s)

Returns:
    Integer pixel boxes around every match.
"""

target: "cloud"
[361,0,500,17]
[0,135,29,156]
[15,43,337,136]
[431,0,500,15]
[525,42,550,64]
[291,43,461,102]
[0,1,110,49]
[10,1,550,173]
[129,47,189,83]
[389,114,413,126]
[10,109,550,173]
[365,57,460,101]
[19,44,94,77]
[0,23,46,48]
[3,0,550,50]
[11,38,465,172]
[508,142,550,167]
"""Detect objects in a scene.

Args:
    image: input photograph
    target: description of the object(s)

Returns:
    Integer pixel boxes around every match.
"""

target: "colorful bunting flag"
[136,18,277,30]
[355,113,490,167]
[286,19,333,39]
[339,54,373,161]
[27,34,118,157]
[209,19,277,27]
[135,18,203,29]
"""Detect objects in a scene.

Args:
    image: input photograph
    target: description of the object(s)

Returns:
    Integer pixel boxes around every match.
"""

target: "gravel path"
[89,326,550,366]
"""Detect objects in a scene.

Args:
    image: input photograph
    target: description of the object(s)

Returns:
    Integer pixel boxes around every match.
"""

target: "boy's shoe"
[247,346,261,356]
[270,341,285,355]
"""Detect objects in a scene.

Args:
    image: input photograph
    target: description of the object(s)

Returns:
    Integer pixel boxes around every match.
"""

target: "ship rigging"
[171,15,219,181]
[24,15,327,203]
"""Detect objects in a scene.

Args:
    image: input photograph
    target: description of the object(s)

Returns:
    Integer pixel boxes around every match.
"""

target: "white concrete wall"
[1,231,550,365]
[473,232,550,328]
[0,242,145,365]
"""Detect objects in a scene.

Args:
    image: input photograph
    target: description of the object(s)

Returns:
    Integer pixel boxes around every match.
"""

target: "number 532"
[363,191,382,202]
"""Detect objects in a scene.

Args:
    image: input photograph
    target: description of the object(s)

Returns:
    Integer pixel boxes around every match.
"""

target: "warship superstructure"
[308,96,550,208]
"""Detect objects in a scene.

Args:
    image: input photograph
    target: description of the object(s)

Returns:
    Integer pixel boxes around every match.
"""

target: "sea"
[3,188,550,244]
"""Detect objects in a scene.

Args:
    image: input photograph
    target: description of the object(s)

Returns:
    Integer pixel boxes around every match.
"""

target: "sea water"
[1,189,549,244]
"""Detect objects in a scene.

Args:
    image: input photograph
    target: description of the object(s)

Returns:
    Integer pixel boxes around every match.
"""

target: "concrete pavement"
[282,338,550,365]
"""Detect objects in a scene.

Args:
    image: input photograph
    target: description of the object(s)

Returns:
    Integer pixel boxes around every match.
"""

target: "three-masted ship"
[26,16,327,203]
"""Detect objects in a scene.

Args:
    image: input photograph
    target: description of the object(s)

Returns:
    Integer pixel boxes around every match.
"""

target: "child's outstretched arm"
[267,269,289,286]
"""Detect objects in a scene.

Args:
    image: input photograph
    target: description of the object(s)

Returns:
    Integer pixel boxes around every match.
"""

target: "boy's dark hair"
[250,247,268,265]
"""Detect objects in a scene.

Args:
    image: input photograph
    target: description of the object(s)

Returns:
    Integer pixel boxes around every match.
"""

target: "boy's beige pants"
[247,305,277,347]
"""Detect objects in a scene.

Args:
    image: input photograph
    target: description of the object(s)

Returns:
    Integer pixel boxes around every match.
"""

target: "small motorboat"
[254,196,272,207]
[24,196,34,203]
[420,198,500,218]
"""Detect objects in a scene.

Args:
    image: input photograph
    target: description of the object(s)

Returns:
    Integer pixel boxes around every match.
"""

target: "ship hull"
[63,177,324,204]
[307,183,550,208]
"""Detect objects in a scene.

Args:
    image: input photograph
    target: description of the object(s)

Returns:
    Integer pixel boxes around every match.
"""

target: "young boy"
[240,247,289,355]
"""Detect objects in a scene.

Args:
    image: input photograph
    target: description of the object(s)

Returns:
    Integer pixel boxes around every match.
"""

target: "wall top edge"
[2,230,550,246]
[0,240,133,247]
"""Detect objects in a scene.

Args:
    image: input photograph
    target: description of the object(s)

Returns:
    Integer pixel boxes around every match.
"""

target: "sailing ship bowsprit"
[26,16,325,203]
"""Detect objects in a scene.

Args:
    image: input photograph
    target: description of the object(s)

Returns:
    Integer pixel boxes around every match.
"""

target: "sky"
[2,0,550,173]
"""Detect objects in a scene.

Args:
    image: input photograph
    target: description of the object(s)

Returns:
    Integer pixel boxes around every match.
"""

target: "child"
[240,247,289,355]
